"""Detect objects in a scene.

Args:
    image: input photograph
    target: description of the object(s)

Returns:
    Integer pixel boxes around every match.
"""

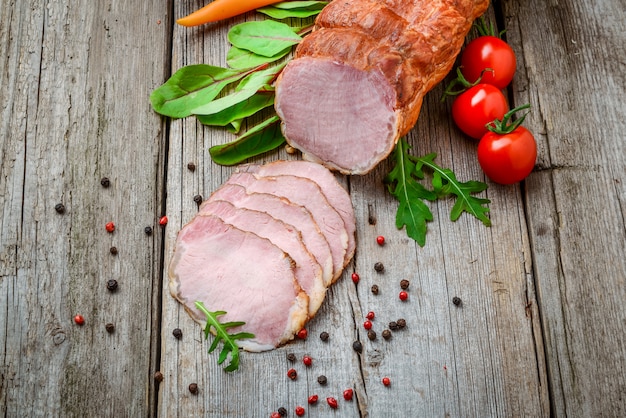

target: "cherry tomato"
[461,36,516,89]
[477,126,537,184]
[452,84,508,139]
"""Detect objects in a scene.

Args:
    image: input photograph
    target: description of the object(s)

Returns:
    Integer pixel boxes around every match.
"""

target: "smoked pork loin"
[274,0,491,174]
[169,160,355,351]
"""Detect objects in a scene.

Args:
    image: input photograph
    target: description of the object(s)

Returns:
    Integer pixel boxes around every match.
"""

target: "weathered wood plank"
[0,1,170,416]
[503,0,626,415]
[159,2,548,417]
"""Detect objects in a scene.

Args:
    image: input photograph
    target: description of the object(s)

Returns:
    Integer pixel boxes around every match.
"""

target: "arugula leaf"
[209,116,285,165]
[258,1,329,19]
[228,20,301,58]
[384,139,491,246]
[195,301,255,372]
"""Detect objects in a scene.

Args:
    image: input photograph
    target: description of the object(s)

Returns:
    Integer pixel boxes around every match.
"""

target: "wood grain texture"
[0,0,169,416]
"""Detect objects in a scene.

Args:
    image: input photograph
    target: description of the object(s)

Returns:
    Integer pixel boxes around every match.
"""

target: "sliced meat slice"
[200,199,326,317]
[168,214,308,352]
[239,161,356,267]
[203,183,334,287]
[227,172,348,282]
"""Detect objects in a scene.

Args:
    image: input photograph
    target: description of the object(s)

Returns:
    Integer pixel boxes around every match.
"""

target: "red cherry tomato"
[461,36,516,89]
[451,84,508,139]
[477,126,537,184]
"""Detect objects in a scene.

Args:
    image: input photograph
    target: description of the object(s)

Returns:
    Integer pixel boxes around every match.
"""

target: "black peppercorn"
[352,340,363,353]
[277,407,287,416]
[374,262,384,273]
[367,330,377,341]
[400,279,410,290]
[371,284,379,295]
[193,194,203,205]
[317,375,327,385]
[388,321,399,331]
[100,177,110,188]
[320,331,329,342]
[382,329,392,340]
[453,296,462,306]
[397,318,406,329]
[172,328,183,339]
[54,203,66,214]
[287,353,296,362]
[109,246,118,255]
[106,279,118,292]
[188,383,198,394]
[144,226,153,235]
[154,371,164,383]
[105,323,115,333]
[187,162,196,172]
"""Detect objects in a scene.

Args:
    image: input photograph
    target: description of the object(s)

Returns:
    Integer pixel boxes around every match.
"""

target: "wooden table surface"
[1,0,624,416]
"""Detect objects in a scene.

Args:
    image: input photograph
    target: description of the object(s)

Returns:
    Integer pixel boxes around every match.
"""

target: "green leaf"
[209,116,285,165]
[258,1,328,19]
[191,63,284,116]
[150,64,249,119]
[228,20,301,58]
[416,154,491,226]
[227,45,292,70]
[196,91,275,131]
[383,139,437,246]
[195,302,254,372]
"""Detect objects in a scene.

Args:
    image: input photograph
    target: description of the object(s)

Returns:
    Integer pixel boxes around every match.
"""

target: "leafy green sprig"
[151,2,327,165]
[195,301,255,372]
[384,139,491,246]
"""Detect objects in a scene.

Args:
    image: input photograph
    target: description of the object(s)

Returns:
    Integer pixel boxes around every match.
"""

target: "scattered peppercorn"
[188,383,198,394]
[389,321,399,331]
[303,355,313,367]
[453,296,462,306]
[351,272,360,284]
[400,279,410,290]
[74,315,85,326]
[397,318,407,329]
[287,368,298,380]
[382,329,392,340]
[172,328,183,339]
[159,216,168,226]
[371,284,379,295]
[399,291,408,301]
[277,407,287,416]
[343,388,354,401]
[144,226,153,235]
[295,406,305,416]
[193,194,203,205]
[376,235,385,246]
[106,279,118,292]
[382,377,391,386]
[105,323,115,333]
[54,203,66,214]
[374,262,384,272]
[308,394,319,405]
[105,222,115,233]
[363,320,372,330]
[270,413,281,418]
[317,375,327,385]
[187,162,196,171]
[352,340,363,353]
[100,177,110,188]
[326,397,338,409]
[287,353,297,362]
[367,330,377,341]
[319,331,329,342]
[154,371,164,382]
[297,328,308,339]
[109,246,118,255]
[366,311,375,320]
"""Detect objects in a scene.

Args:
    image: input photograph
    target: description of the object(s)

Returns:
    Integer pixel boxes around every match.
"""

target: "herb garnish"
[195,301,255,372]
[384,139,491,246]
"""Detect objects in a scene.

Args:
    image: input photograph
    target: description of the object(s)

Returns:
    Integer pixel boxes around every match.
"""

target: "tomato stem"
[486,103,531,134]
[441,67,494,100]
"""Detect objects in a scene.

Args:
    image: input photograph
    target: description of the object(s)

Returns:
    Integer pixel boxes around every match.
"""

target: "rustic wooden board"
[503,0,626,415]
[0,1,169,416]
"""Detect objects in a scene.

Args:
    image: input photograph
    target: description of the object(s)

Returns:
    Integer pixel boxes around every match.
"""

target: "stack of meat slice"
[169,160,356,352]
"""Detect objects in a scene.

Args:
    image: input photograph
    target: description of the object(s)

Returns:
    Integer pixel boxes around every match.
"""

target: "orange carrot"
[177,0,283,26]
